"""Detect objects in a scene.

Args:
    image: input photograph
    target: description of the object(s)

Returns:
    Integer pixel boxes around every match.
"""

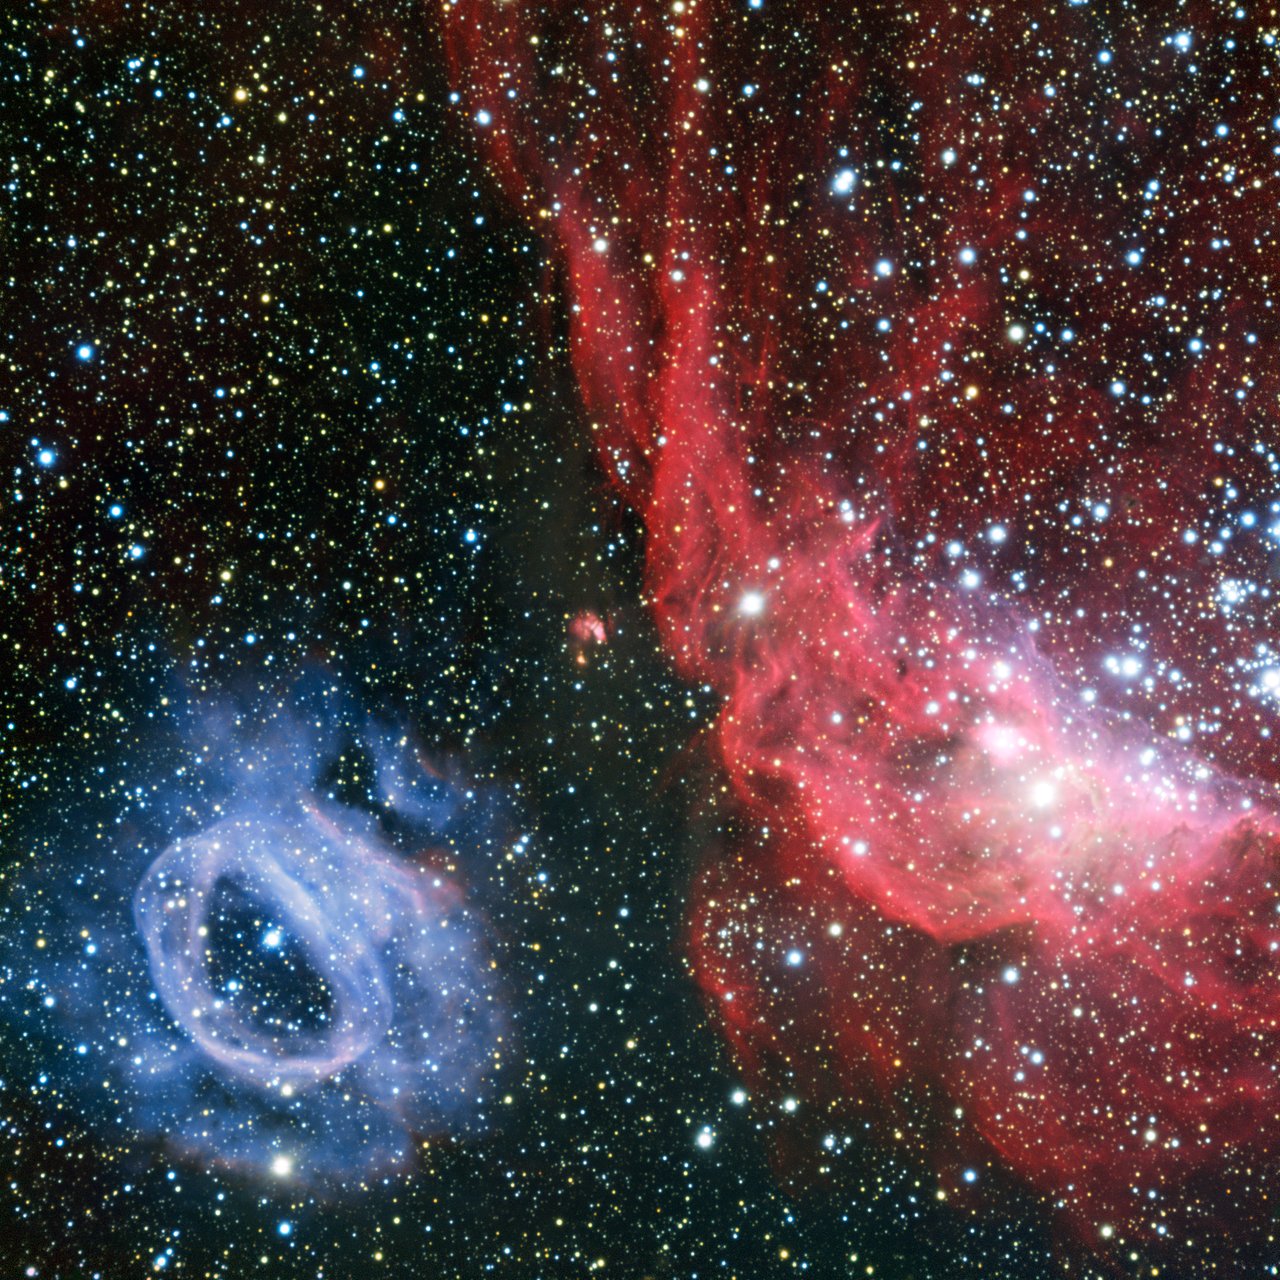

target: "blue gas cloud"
[5,677,514,1190]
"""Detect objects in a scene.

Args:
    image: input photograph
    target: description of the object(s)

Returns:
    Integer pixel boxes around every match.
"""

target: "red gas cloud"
[444,0,1280,1249]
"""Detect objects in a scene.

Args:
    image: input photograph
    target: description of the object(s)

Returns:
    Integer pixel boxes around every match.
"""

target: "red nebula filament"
[445,0,1280,1248]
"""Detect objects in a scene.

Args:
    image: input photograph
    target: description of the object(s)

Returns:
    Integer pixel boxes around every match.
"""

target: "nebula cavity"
[133,802,502,1155]
[12,681,512,1189]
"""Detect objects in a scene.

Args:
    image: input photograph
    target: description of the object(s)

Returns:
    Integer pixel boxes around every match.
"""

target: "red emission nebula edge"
[445,0,1280,1249]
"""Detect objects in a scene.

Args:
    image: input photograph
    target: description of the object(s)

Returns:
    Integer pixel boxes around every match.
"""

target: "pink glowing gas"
[445,0,1280,1245]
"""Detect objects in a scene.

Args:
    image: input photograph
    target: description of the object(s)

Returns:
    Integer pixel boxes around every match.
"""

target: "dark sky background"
[0,4,867,1277]
[0,2,1223,1277]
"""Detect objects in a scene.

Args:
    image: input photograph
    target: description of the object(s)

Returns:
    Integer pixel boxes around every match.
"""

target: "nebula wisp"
[8,680,512,1189]
[444,0,1280,1247]
[133,802,500,1136]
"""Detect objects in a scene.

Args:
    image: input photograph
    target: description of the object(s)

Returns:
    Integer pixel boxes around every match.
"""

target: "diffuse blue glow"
[12,686,513,1190]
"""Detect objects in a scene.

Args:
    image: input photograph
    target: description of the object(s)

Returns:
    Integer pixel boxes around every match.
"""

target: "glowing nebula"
[444,0,1280,1247]
[12,683,511,1189]
[131,802,503,1173]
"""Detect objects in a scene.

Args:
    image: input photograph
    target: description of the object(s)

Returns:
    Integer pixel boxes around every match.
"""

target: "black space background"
[0,4,1081,1277]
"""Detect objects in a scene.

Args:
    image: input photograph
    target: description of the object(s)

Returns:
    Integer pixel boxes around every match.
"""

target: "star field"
[5,1,1280,1277]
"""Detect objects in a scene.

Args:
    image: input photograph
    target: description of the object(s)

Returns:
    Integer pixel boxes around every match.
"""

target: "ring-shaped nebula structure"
[9,683,513,1190]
